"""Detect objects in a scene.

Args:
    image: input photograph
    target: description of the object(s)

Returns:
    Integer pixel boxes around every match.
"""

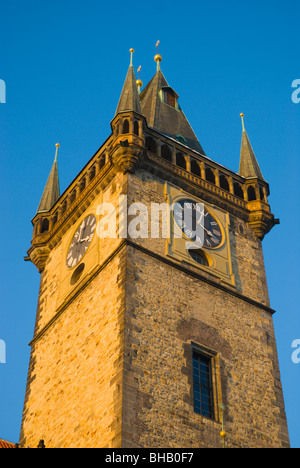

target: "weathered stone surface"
[20,165,289,448]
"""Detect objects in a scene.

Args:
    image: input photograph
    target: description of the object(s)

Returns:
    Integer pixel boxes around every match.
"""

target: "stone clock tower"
[20,49,289,448]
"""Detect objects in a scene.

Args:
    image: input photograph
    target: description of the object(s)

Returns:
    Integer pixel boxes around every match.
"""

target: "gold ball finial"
[240,113,244,118]
[220,430,227,439]
[54,143,60,162]
[136,65,143,92]
[154,41,162,69]
[129,48,135,66]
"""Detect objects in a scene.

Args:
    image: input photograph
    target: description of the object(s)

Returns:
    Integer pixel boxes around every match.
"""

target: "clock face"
[66,215,96,269]
[173,198,223,249]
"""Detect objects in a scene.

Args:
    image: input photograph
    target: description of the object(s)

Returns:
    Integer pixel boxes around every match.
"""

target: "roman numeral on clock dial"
[66,215,96,269]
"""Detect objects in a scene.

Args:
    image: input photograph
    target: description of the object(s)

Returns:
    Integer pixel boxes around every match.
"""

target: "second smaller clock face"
[66,215,96,269]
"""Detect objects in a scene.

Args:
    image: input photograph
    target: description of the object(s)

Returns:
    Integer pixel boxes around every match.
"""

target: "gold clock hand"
[77,225,84,243]
[198,223,219,242]
[197,223,212,237]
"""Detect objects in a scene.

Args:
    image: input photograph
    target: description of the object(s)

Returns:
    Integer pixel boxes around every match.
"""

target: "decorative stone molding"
[111,140,144,174]
[247,200,278,240]
[28,244,51,273]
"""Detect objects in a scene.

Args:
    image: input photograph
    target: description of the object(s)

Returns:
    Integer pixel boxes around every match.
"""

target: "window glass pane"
[193,386,201,401]
[202,407,211,418]
[193,372,200,385]
[200,361,210,388]
[192,355,199,367]
[192,350,214,419]
[194,402,201,414]
[201,388,210,417]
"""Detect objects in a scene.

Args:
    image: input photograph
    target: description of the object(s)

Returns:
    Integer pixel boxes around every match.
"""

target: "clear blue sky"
[0,0,299,448]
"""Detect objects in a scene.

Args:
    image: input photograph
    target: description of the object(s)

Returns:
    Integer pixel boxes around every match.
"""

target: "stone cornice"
[142,150,250,221]
[27,114,277,272]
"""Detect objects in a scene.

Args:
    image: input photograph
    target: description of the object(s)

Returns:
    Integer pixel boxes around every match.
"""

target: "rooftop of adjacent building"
[0,438,18,448]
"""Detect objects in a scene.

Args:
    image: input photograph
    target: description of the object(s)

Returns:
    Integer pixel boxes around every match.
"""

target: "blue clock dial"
[173,198,223,249]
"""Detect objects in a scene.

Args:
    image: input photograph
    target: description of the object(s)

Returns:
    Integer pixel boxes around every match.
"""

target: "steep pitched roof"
[37,149,60,214]
[115,64,142,115]
[140,69,205,154]
[239,128,264,180]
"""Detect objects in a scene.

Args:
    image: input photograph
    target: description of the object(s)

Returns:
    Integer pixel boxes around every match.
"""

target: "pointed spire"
[115,49,142,115]
[239,114,264,180]
[37,144,60,214]
[139,44,205,154]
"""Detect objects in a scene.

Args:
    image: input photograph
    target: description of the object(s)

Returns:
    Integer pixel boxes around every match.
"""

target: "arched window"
[234,182,244,199]
[122,119,130,134]
[176,152,186,169]
[52,212,58,227]
[259,186,265,201]
[219,174,230,192]
[145,136,157,155]
[89,166,96,181]
[60,201,67,215]
[41,218,49,233]
[161,144,172,162]
[70,189,76,204]
[191,159,201,177]
[134,121,139,136]
[205,167,215,184]
[99,155,105,171]
[247,186,257,201]
[79,178,86,194]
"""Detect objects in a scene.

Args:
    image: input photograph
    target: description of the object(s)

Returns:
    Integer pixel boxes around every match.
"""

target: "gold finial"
[154,40,162,70]
[240,113,245,131]
[136,65,143,93]
[219,403,226,448]
[130,48,134,66]
[54,143,60,162]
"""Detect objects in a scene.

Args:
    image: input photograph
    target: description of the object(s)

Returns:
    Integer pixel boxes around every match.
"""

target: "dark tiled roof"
[116,65,142,115]
[37,159,60,213]
[140,69,205,155]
